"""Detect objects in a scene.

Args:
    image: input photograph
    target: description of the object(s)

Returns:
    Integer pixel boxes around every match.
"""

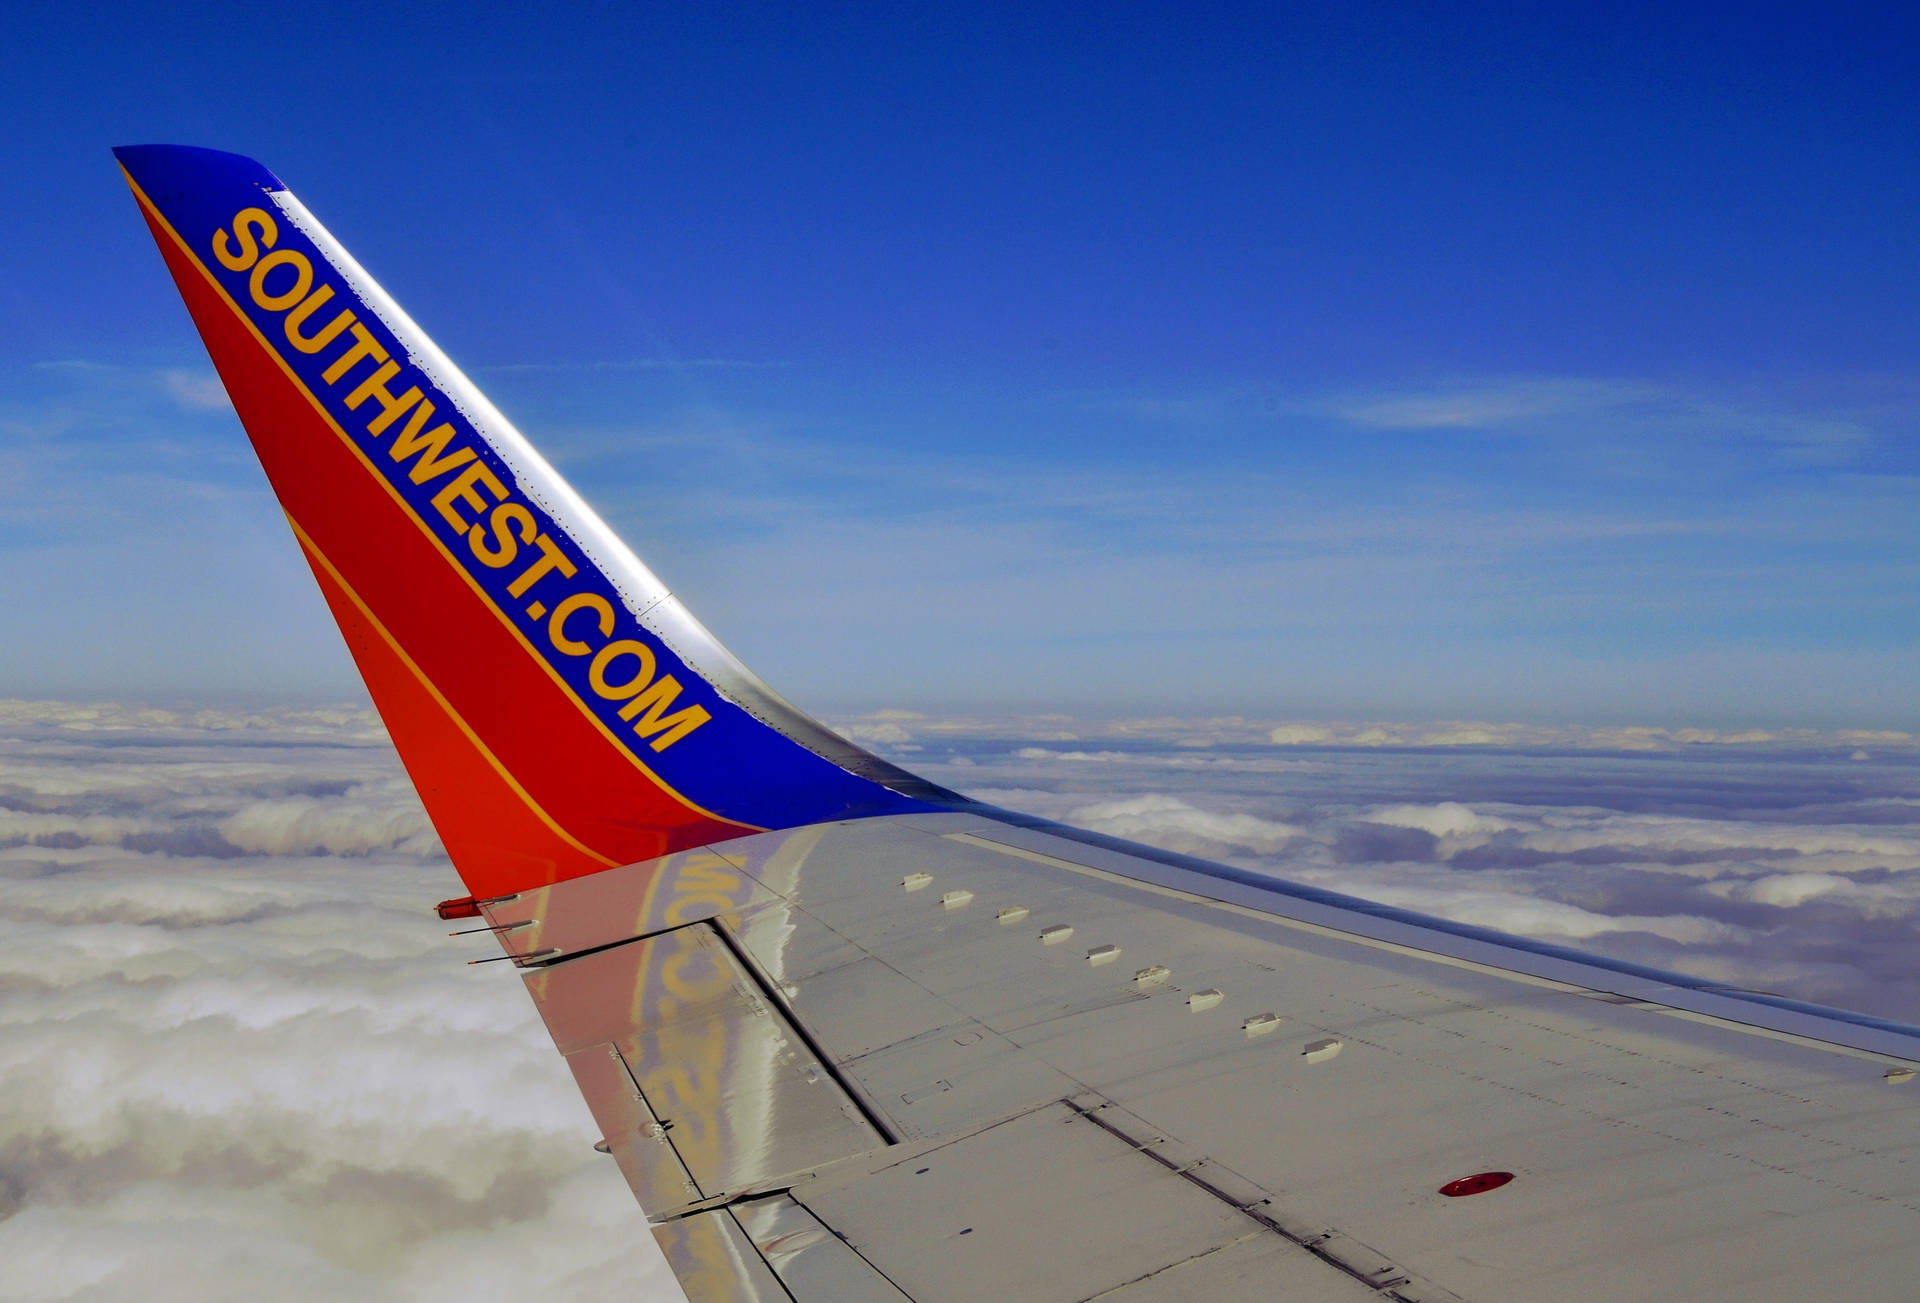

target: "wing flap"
[563,1041,701,1214]
[791,1101,1390,1303]
[653,1102,1403,1303]
[730,1195,910,1302]
[652,1210,793,1303]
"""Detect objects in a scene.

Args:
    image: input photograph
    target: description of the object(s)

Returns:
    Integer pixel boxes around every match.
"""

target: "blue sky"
[4,3,1918,725]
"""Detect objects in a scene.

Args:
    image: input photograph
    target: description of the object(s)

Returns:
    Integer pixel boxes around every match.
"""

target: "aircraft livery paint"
[114,145,932,897]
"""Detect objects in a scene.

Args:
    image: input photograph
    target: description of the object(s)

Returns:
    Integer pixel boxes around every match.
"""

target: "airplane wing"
[114,144,1920,1303]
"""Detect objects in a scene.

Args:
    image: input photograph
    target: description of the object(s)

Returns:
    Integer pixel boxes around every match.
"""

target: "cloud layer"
[830,708,1920,756]
[0,703,666,1302]
[9,701,1920,1300]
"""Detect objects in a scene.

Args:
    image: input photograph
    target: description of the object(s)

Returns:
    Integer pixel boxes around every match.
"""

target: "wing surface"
[496,810,1920,1303]
[113,145,1920,1303]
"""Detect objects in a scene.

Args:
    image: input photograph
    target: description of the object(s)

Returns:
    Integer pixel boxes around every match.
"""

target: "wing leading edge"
[117,147,1920,1303]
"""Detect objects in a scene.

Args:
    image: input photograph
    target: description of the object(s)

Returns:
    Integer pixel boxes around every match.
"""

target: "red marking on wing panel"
[134,200,756,894]
[1438,1171,1515,1198]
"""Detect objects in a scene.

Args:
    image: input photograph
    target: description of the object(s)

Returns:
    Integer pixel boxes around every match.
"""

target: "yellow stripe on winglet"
[119,165,760,834]
[287,513,618,869]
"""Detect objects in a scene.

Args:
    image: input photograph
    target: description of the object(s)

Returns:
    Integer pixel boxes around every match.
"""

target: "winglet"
[115,144,953,897]
[114,144,285,199]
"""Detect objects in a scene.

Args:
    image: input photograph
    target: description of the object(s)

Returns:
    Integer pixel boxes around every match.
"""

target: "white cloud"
[835,720,915,745]
[898,712,1920,755]
[1329,879,1752,946]
[1360,801,1516,841]
[1733,873,1851,908]
[1014,747,1132,763]
[218,783,442,858]
[0,699,388,740]
[0,710,681,1302]
[1067,794,1305,858]
[160,369,233,413]
[1513,813,1920,868]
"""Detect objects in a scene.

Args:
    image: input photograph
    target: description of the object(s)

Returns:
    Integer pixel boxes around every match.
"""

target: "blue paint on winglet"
[113,145,285,204]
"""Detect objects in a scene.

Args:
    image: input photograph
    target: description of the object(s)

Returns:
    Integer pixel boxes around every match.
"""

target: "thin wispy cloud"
[1331,377,1661,431]
[158,368,233,413]
[479,357,792,374]
[4,358,1917,724]
[27,360,235,419]
[829,709,1918,756]
[1324,373,1887,467]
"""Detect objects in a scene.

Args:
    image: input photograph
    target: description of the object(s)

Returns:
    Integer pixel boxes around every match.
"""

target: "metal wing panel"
[526,921,890,1210]
[730,1195,911,1303]
[513,811,1920,1302]
[652,1210,793,1303]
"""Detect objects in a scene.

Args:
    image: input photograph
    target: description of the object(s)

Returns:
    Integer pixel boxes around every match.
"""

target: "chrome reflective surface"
[651,1209,789,1303]
[732,1194,909,1302]
[527,921,884,1208]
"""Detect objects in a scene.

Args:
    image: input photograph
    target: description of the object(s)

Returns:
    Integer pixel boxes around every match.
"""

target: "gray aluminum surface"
[510,810,1920,1302]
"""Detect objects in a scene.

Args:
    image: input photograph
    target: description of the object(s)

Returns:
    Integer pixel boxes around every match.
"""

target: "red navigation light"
[1439,1171,1514,1198]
